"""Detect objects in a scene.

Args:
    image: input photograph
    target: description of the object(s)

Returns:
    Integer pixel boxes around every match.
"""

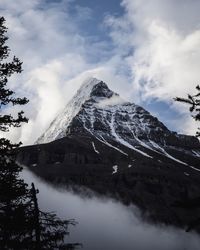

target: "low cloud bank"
[22,169,200,250]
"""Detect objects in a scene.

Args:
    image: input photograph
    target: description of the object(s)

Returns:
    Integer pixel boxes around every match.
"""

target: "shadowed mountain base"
[17,133,200,233]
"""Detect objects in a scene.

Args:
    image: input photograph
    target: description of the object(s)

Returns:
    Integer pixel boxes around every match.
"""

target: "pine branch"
[175,85,200,137]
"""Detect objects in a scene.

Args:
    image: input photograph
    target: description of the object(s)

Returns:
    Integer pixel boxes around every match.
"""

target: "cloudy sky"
[1,0,200,145]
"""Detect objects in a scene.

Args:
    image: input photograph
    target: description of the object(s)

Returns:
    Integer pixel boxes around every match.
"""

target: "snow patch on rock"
[92,142,100,154]
[112,165,118,174]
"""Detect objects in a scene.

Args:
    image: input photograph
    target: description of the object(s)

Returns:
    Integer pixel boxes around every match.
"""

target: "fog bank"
[21,169,200,250]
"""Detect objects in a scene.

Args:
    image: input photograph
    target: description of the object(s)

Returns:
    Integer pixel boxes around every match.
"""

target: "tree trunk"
[31,182,41,249]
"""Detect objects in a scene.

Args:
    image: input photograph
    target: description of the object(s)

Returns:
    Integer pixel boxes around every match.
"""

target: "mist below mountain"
[21,168,200,250]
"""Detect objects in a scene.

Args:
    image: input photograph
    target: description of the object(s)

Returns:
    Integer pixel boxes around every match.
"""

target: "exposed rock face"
[36,77,200,160]
[18,77,200,232]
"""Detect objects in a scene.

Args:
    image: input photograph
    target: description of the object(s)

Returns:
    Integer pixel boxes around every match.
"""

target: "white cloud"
[0,0,95,144]
[105,0,200,135]
[97,95,126,108]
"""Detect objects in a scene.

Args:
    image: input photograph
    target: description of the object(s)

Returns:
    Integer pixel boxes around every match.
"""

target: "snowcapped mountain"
[36,77,200,168]
[18,77,200,231]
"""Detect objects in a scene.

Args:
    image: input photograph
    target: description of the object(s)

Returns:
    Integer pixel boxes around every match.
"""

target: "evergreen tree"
[175,85,200,137]
[0,16,80,249]
[0,15,30,248]
[27,183,80,249]
[175,86,200,232]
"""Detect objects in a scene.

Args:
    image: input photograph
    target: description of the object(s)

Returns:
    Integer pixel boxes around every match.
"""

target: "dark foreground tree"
[0,16,80,249]
[174,85,200,232]
[27,183,79,249]
[175,85,200,137]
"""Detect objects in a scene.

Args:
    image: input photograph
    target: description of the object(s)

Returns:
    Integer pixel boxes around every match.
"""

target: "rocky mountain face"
[37,77,199,161]
[18,78,200,232]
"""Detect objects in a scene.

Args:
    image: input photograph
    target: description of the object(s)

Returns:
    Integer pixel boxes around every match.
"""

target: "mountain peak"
[79,77,116,99]
[36,77,116,144]
[80,77,101,90]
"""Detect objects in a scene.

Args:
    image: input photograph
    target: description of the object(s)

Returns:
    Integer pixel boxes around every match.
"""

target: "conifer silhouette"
[0,16,80,249]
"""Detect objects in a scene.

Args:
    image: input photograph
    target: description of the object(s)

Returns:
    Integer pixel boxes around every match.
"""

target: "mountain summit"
[36,78,118,144]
